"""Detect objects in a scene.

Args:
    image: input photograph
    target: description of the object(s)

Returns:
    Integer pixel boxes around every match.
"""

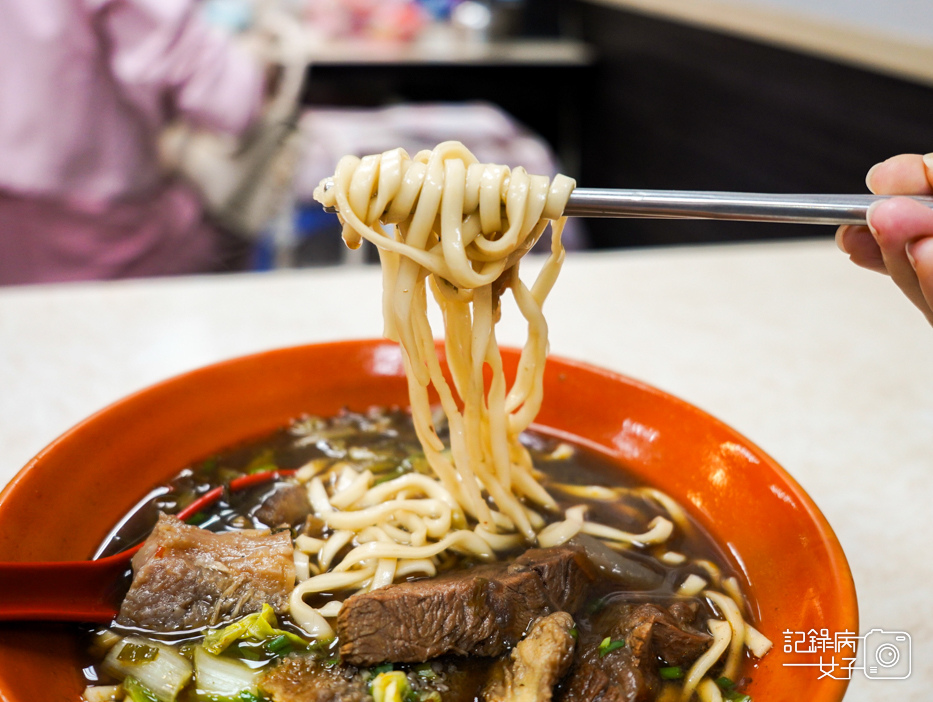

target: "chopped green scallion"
[659,666,683,680]
[597,637,625,657]
[266,635,292,655]
[716,677,752,702]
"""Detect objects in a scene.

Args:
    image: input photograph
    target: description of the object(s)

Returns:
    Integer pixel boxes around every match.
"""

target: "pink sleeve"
[85,0,265,135]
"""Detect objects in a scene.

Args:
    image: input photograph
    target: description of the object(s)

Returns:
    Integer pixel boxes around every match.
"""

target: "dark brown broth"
[83,407,746,699]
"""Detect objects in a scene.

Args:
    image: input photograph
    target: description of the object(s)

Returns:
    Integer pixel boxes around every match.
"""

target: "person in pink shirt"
[837,154,933,326]
[0,0,265,285]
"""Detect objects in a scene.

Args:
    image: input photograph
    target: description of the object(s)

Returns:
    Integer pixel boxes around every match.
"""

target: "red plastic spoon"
[0,469,296,622]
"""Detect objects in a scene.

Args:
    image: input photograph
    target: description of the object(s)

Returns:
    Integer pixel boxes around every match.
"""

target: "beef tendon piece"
[483,611,577,702]
[337,546,596,666]
[260,656,370,702]
[560,602,712,702]
[117,513,296,631]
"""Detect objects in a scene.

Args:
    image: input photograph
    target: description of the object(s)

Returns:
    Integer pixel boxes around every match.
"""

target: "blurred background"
[3,0,933,280]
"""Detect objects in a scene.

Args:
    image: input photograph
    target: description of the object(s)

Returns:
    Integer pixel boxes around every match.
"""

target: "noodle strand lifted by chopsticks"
[314,142,574,541]
[307,144,771,693]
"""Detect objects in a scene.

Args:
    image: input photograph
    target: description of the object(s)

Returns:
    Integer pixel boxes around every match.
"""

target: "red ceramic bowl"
[0,340,855,702]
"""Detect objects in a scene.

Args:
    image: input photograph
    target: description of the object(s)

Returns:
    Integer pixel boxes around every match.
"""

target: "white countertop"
[1,239,931,700]
[587,0,933,87]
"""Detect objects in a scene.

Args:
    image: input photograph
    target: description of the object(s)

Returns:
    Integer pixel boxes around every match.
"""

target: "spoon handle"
[0,557,126,622]
[564,189,933,225]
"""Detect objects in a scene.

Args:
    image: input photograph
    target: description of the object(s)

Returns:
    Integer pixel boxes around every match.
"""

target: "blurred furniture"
[300,37,595,175]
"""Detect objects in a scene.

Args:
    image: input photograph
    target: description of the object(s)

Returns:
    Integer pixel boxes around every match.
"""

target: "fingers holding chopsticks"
[837,153,933,325]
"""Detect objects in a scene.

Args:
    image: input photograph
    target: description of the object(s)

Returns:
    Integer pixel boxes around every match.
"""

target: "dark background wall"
[570,1,933,248]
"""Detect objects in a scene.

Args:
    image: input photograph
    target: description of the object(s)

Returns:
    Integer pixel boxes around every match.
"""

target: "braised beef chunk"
[560,602,712,702]
[560,647,651,702]
[254,483,313,528]
[483,612,577,702]
[117,513,295,631]
[595,601,711,667]
[260,656,371,702]
[337,546,596,666]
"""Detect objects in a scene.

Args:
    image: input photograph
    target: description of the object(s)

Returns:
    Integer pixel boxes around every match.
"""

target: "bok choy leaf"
[193,646,260,701]
[102,637,192,702]
[202,604,307,655]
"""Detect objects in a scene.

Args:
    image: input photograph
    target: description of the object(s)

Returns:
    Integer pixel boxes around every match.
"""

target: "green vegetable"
[202,605,308,655]
[265,635,293,655]
[414,663,437,679]
[229,642,265,661]
[372,663,394,675]
[659,666,683,680]
[568,628,578,640]
[123,678,160,702]
[245,449,277,474]
[103,638,193,702]
[402,453,430,475]
[193,645,260,701]
[597,637,625,657]
[117,643,160,664]
[370,671,412,702]
[716,677,752,702]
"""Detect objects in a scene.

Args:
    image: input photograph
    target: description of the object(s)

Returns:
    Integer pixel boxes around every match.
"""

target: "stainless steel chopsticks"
[319,177,933,226]
[563,189,933,225]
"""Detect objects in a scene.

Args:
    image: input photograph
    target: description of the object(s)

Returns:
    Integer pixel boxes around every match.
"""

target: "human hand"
[836,153,933,325]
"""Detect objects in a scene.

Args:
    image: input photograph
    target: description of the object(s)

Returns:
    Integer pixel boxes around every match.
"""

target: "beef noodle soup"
[81,408,768,702]
[79,143,771,702]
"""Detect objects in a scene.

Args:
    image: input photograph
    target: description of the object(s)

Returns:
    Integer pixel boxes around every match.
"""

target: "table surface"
[587,0,933,87]
[1,239,931,700]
